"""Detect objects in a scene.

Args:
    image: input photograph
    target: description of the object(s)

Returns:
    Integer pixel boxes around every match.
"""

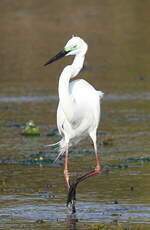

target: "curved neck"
[71,53,85,78]
[58,53,85,122]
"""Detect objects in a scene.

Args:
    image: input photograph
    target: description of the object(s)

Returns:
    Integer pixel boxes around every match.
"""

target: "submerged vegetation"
[100,135,115,146]
[122,157,150,163]
[0,152,54,166]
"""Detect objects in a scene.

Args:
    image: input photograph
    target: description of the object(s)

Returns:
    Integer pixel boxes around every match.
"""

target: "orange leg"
[67,149,101,213]
[64,148,70,191]
[66,133,101,214]
[75,150,101,184]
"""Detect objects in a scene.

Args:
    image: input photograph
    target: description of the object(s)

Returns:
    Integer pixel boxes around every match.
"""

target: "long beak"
[43,49,70,66]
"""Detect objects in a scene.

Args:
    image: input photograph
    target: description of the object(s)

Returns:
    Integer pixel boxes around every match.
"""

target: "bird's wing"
[69,79,101,128]
[57,102,65,136]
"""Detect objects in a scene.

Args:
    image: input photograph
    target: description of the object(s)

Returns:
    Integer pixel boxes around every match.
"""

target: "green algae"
[22,120,40,136]
[121,157,150,163]
[0,151,54,166]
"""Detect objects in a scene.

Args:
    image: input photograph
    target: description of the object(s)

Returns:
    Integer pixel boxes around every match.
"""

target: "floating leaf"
[22,120,40,136]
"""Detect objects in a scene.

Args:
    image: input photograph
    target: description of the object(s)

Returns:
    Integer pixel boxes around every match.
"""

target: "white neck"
[58,53,85,122]
[71,53,85,78]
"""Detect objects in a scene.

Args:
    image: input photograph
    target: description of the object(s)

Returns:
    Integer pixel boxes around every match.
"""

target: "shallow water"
[0,0,150,229]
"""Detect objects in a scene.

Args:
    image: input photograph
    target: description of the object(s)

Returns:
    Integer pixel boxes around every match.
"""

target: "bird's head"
[43,36,88,66]
[64,36,88,56]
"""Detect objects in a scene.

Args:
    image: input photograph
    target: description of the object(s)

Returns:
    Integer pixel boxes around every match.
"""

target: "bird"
[44,36,104,214]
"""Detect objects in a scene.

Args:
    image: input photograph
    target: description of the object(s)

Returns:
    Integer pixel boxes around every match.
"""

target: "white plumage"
[45,37,104,160]
[44,36,104,213]
[52,37,104,160]
[57,79,103,156]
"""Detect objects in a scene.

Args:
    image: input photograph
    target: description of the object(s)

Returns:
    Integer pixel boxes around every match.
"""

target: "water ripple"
[0,201,150,224]
[0,92,150,103]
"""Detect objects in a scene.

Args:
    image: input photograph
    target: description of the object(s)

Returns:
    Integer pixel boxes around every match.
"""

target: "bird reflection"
[66,214,78,230]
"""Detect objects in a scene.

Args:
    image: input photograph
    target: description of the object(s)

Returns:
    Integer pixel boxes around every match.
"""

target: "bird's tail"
[45,141,61,147]
[98,91,104,99]
[45,139,67,163]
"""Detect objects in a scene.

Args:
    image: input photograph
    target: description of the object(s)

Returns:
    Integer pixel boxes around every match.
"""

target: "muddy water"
[0,0,150,229]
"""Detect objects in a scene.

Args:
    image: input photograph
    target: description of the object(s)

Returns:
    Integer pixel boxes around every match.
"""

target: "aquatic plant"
[122,157,150,163]
[22,120,40,136]
[100,135,115,146]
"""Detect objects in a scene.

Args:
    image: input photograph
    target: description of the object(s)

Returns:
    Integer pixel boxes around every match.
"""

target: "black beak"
[43,49,70,66]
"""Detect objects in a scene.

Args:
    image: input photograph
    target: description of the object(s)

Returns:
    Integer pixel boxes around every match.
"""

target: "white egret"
[44,36,104,213]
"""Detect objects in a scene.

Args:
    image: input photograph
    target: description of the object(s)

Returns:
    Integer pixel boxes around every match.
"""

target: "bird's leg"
[75,150,101,184]
[66,181,77,213]
[64,148,70,191]
[64,146,76,213]
[76,134,101,181]
[67,138,101,209]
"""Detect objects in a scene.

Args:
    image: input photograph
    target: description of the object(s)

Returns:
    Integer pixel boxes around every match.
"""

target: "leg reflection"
[66,214,78,230]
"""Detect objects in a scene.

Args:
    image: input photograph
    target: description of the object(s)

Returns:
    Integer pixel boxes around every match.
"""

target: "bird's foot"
[66,182,77,214]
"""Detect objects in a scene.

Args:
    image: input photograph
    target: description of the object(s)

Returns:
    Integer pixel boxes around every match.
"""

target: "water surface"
[0,0,150,229]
